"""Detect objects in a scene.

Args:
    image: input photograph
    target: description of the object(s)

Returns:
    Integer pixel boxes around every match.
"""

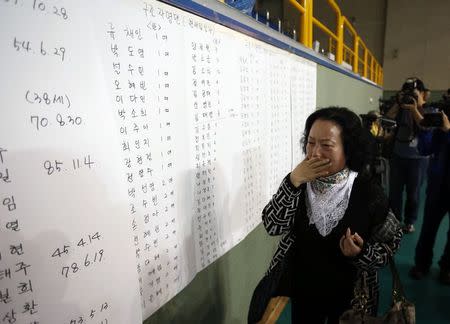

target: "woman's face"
[306,119,347,175]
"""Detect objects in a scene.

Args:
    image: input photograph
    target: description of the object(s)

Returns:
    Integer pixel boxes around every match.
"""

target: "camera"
[379,117,397,130]
[420,113,443,128]
[360,114,397,131]
[425,101,450,116]
[434,96,450,116]
[379,97,396,115]
[396,77,428,106]
[396,82,418,106]
[421,97,450,128]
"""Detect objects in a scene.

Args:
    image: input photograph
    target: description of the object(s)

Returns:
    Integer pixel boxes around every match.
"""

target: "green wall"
[316,66,383,115]
[384,90,447,102]
[143,66,382,324]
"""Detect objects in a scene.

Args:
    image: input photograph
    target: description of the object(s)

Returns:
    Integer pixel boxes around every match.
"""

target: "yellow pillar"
[308,0,313,48]
[353,37,359,73]
[336,15,344,64]
[299,0,308,46]
[363,49,368,78]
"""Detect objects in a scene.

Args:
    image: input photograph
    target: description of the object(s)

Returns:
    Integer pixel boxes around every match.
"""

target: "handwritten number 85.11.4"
[43,155,94,175]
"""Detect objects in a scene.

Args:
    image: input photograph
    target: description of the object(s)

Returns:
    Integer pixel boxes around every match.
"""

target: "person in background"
[409,99,450,285]
[248,107,403,324]
[385,77,429,233]
[360,110,397,189]
[365,110,384,137]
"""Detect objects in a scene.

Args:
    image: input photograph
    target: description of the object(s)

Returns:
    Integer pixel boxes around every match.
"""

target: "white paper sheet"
[0,0,317,321]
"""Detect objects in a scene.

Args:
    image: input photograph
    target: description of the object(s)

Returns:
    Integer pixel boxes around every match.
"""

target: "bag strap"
[388,256,408,303]
[351,255,408,314]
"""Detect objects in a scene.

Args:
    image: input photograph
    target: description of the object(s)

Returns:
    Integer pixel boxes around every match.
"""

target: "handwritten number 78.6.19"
[61,249,104,278]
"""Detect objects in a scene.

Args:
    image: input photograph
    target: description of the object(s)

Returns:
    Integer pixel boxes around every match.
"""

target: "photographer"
[360,111,396,189]
[409,103,450,284]
[385,77,429,233]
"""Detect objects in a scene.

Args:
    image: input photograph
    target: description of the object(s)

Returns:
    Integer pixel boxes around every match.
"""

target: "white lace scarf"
[305,168,358,237]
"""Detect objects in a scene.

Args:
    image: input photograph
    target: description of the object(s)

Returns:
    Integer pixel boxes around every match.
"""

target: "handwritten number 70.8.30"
[61,249,104,278]
[30,114,82,130]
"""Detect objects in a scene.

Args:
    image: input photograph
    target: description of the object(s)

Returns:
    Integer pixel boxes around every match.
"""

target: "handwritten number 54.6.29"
[13,37,66,62]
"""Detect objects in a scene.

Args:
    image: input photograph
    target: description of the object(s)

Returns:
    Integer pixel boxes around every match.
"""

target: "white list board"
[0,0,317,322]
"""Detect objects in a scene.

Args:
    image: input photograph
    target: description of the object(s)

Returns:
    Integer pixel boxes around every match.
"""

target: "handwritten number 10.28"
[32,0,68,20]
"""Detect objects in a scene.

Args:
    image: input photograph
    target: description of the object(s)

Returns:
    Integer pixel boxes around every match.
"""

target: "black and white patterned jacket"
[262,174,403,315]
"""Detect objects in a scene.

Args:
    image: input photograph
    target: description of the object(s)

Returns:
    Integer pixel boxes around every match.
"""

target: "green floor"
[277,185,450,323]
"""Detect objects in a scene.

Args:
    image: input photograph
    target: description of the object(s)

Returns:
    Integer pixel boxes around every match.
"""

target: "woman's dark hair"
[301,106,375,172]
